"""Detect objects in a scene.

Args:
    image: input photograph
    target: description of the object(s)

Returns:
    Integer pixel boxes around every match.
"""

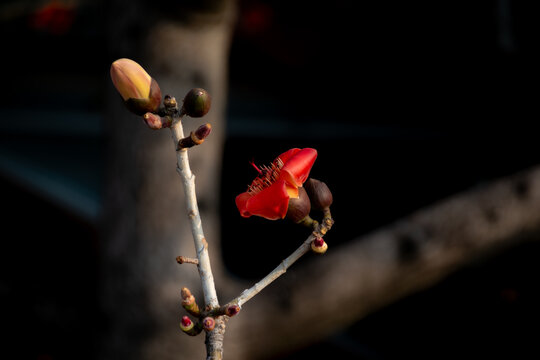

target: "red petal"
[245,180,291,220]
[235,192,253,218]
[279,148,317,187]
[276,148,301,165]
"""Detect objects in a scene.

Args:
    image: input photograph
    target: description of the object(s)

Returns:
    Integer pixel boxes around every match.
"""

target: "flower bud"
[286,187,311,223]
[202,317,215,332]
[163,95,177,109]
[180,315,202,336]
[193,123,212,142]
[180,315,194,332]
[110,58,162,115]
[143,112,172,130]
[224,304,240,317]
[304,178,333,210]
[177,123,212,150]
[182,88,211,117]
[181,287,200,317]
[311,237,328,254]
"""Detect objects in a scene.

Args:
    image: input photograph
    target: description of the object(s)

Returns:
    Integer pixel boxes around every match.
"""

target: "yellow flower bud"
[110,58,162,115]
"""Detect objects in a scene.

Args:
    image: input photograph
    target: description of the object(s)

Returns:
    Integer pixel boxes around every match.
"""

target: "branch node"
[202,316,216,332]
[209,303,241,318]
[202,237,209,250]
[176,256,199,265]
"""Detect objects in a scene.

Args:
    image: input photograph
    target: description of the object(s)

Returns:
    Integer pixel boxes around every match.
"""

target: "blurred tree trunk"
[101,1,237,359]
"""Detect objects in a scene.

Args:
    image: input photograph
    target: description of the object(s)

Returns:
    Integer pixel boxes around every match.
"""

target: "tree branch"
[170,116,225,360]
[170,118,219,309]
[228,213,334,308]
[234,237,313,307]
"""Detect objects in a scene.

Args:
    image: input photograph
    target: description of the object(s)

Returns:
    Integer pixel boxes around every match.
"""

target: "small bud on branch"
[224,304,240,317]
[163,95,178,110]
[182,88,211,117]
[177,124,212,150]
[143,112,172,130]
[202,317,216,332]
[180,315,202,336]
[207,303,241,318]
[311,237,328,254]
[181,287,201,317]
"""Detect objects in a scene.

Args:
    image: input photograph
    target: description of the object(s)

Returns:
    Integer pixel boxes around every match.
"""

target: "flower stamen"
[249,161,264,176]
[247,158,284,195]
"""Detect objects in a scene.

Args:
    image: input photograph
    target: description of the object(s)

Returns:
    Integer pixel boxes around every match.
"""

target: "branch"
[169,118,219,309]
[227,211,334,308]
[237,237,313,307]
[170,115,227,360]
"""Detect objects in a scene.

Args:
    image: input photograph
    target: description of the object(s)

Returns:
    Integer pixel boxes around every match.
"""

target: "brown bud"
[177,123,212,150]
[304,178,333,210]
[311,237,328,254]
[225,304,240,317]
[163,95,177,109]
[202,317,216,332]
[193,123,212,143]
[286,187,311,223]
[143,112,172,130]
[182,88,211,117]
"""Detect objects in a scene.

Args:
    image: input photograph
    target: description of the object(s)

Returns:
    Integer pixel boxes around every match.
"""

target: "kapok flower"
[235,148,317,220]
[110,58,162,115]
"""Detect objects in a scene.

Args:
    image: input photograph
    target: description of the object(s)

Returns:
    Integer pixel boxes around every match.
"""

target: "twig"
[170,116,225,359]
[169,118,219,309]
[227,216,334,308]
[176,256,200,265]
[235,236,314,307]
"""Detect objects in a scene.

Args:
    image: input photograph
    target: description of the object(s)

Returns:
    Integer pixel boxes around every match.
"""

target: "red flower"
[235,148,317,220]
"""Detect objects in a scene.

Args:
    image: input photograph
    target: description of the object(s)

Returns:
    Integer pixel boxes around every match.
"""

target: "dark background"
[1,0,539,359]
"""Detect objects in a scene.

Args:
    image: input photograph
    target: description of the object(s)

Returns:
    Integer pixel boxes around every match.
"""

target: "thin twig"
[177,256,199,265]
[227,217,334,308]
[235,236,314,306]
[170,118,219,309]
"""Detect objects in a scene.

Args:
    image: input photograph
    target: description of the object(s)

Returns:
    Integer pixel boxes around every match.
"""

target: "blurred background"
[1,0,540,359]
